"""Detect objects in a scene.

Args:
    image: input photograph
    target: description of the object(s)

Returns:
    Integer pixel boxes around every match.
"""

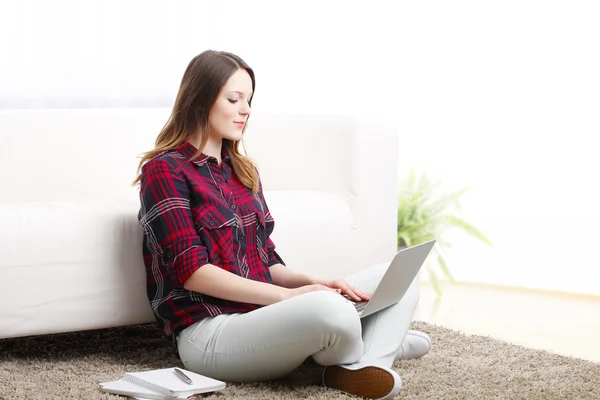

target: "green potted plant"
[397,166,492,295]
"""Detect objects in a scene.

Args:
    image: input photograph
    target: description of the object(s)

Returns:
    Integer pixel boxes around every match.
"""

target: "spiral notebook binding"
[123,372,175,397]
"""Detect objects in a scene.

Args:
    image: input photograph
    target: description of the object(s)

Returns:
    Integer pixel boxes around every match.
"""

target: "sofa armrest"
[352,120,399,269]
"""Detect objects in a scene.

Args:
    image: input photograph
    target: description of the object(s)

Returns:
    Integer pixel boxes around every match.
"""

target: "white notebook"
[100,367,226,399]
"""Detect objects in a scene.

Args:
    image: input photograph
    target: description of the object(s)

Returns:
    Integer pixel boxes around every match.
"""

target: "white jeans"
[176,262,420,383]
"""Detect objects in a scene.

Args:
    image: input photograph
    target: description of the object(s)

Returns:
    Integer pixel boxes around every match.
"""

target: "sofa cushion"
[264,190,358,280]
[0,200,154,338]
[0,190,357,338]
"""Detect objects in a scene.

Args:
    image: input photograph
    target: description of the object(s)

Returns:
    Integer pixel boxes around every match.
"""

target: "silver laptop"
[349,240,435,318]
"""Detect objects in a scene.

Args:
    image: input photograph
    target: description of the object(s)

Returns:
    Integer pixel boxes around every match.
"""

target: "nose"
[239,102,251,116]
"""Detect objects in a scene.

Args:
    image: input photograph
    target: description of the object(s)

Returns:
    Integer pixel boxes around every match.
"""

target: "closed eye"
[228,99,238,104]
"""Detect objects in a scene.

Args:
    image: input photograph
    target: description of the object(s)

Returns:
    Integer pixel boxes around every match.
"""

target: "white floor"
[415,282,600,363]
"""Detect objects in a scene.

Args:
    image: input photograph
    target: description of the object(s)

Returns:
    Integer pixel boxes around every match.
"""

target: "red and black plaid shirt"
[138,142,284,338]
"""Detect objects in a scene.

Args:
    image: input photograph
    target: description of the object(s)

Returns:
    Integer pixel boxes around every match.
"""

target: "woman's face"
[208,68,253,142]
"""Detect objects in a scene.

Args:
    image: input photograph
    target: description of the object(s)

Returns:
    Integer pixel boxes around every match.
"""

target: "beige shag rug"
[1,321,598,400]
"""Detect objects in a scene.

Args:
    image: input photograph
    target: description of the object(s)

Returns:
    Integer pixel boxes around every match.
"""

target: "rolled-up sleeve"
[139,158,209,285]
[267,239,285,267]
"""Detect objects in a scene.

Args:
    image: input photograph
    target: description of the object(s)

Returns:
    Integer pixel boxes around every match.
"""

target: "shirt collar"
[176,141,231,166]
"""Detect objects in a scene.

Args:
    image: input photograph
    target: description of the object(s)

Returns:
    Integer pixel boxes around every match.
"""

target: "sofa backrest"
[0,109,358,204]
[1,108,399,276]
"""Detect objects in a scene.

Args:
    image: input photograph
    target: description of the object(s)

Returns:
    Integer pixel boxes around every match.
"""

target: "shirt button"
[162,249,174,265]
[209,221,215,226]
[230,204,236,210]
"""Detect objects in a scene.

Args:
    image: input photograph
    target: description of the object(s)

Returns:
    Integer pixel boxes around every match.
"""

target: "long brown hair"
[133,50,259,192]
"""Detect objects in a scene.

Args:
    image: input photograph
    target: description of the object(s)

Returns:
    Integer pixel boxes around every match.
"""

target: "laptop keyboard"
[353,301,368,313]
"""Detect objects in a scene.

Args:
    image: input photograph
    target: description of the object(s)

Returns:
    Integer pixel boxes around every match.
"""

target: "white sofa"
[0,109,399,339]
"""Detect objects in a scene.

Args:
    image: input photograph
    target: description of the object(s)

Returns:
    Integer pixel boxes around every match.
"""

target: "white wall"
[394,1,600,296]
[1,0,599,295]
[0,0,398,117]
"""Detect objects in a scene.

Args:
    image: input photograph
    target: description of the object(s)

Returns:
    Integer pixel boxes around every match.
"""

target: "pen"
[174,368,193,385]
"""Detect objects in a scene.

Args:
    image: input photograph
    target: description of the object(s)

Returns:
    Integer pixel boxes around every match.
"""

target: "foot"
[322,364,402,399]
[395,330,431,361]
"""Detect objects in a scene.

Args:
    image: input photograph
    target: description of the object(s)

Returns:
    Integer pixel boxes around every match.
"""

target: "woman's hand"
[321,279,371,302]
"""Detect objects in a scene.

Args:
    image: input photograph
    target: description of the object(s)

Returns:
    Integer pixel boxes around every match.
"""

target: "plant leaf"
[442,215,493,246]
[397,165,493,297]
[437,254,455,282]
[428,267,442,296]
[428,186,471,215]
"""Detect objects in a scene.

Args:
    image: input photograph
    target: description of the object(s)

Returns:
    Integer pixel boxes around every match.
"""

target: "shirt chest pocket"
[193,205,238,264]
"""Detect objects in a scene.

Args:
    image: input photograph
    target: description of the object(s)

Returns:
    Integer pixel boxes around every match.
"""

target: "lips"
[234,121,245,127]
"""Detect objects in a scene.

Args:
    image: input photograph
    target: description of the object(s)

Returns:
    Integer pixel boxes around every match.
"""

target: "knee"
[304,290,356,315]
[301,291,361,334]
